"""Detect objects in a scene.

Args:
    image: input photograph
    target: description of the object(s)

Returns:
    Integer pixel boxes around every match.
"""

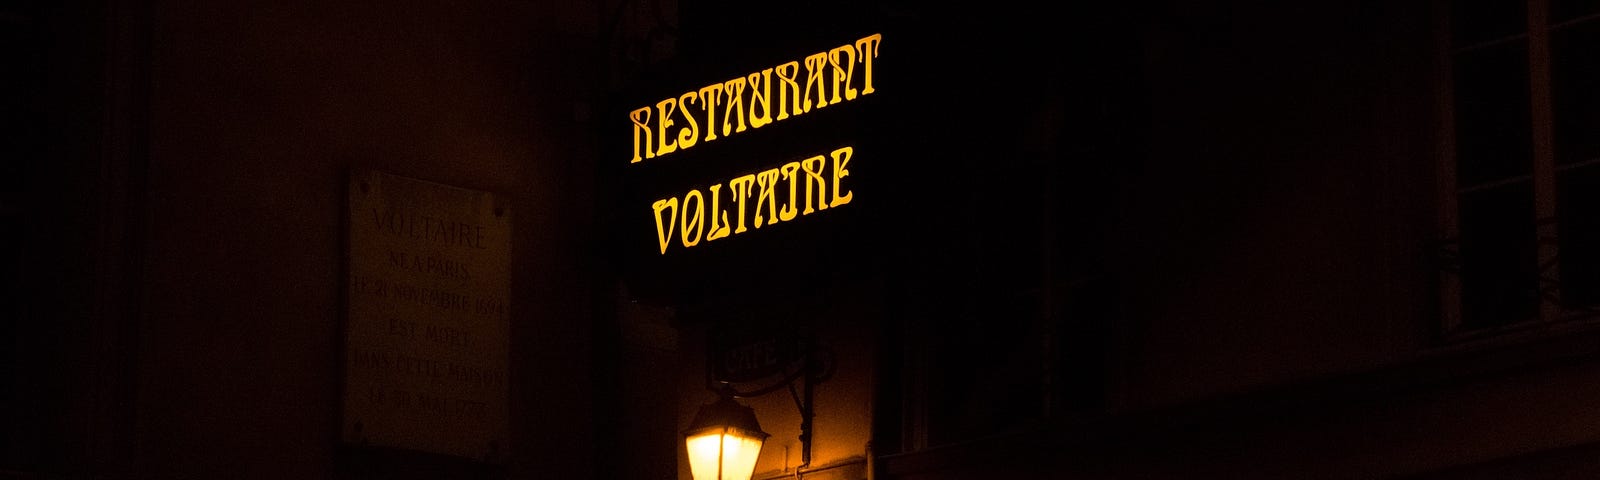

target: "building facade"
[7,0,1600,479]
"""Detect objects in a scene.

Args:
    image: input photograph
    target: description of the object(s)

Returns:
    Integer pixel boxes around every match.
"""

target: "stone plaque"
[343,169,510,462]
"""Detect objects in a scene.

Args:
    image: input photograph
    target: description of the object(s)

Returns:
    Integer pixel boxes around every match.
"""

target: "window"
[0,2,39,472]
[1439,0,1600,338]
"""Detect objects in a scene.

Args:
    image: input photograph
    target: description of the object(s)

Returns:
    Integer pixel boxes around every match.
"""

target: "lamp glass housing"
[685,394,769,480]
[685,425,765,480]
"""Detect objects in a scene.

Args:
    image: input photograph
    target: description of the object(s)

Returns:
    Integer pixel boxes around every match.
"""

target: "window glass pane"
[0,14,38,194]
[1458,183,1539,330]
[980,159,1044,293]
[0,216,13,407]
[926,296,1045,445]
[1553,0,1600,24]
[1552,20,1600,165]
[0,4,36,470]
[1454,41,1533,187]
[1558,164,1600,307]
[1452,0,1527,47]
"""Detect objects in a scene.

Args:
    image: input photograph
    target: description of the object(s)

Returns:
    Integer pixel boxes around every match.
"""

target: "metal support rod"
[786,351,816,470]
[801,354,815,469]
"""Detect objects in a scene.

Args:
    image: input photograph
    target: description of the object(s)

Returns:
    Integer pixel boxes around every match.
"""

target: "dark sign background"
[605,0,1144,310]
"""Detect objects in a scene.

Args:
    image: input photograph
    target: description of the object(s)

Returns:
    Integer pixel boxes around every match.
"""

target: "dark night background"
[8,0,1600,479]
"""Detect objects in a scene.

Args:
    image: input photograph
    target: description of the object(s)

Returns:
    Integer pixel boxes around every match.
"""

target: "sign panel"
[710,325,811,384]
[342,169,510,462]
[615,32,888,304]
[626,33,879,257]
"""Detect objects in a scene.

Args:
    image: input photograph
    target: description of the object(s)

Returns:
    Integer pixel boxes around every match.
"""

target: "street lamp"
[685,331,833,480]
[684,388,769,480]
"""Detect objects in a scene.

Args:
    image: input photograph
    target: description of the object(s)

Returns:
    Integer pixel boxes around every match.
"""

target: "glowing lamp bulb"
[684,395,769,480]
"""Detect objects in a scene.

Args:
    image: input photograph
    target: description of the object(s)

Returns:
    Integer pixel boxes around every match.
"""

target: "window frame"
[1435,0,1600,342]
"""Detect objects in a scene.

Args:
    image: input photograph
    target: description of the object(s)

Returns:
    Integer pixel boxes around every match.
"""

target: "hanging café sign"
[629,33,882,255]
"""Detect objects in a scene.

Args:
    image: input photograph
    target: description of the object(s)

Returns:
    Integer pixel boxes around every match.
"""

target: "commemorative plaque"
[342,169,510,462]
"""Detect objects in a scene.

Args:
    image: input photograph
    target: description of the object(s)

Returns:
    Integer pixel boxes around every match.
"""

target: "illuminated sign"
[629,33,881,255]
[649,145,852,254]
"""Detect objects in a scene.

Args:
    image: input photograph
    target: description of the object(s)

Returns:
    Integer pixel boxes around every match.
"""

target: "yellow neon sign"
[630,33,880,256]
[629,34,882,164]
[650,146,853,254]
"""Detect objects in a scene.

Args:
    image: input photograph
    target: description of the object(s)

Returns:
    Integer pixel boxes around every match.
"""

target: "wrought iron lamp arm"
[708,341,836,473]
